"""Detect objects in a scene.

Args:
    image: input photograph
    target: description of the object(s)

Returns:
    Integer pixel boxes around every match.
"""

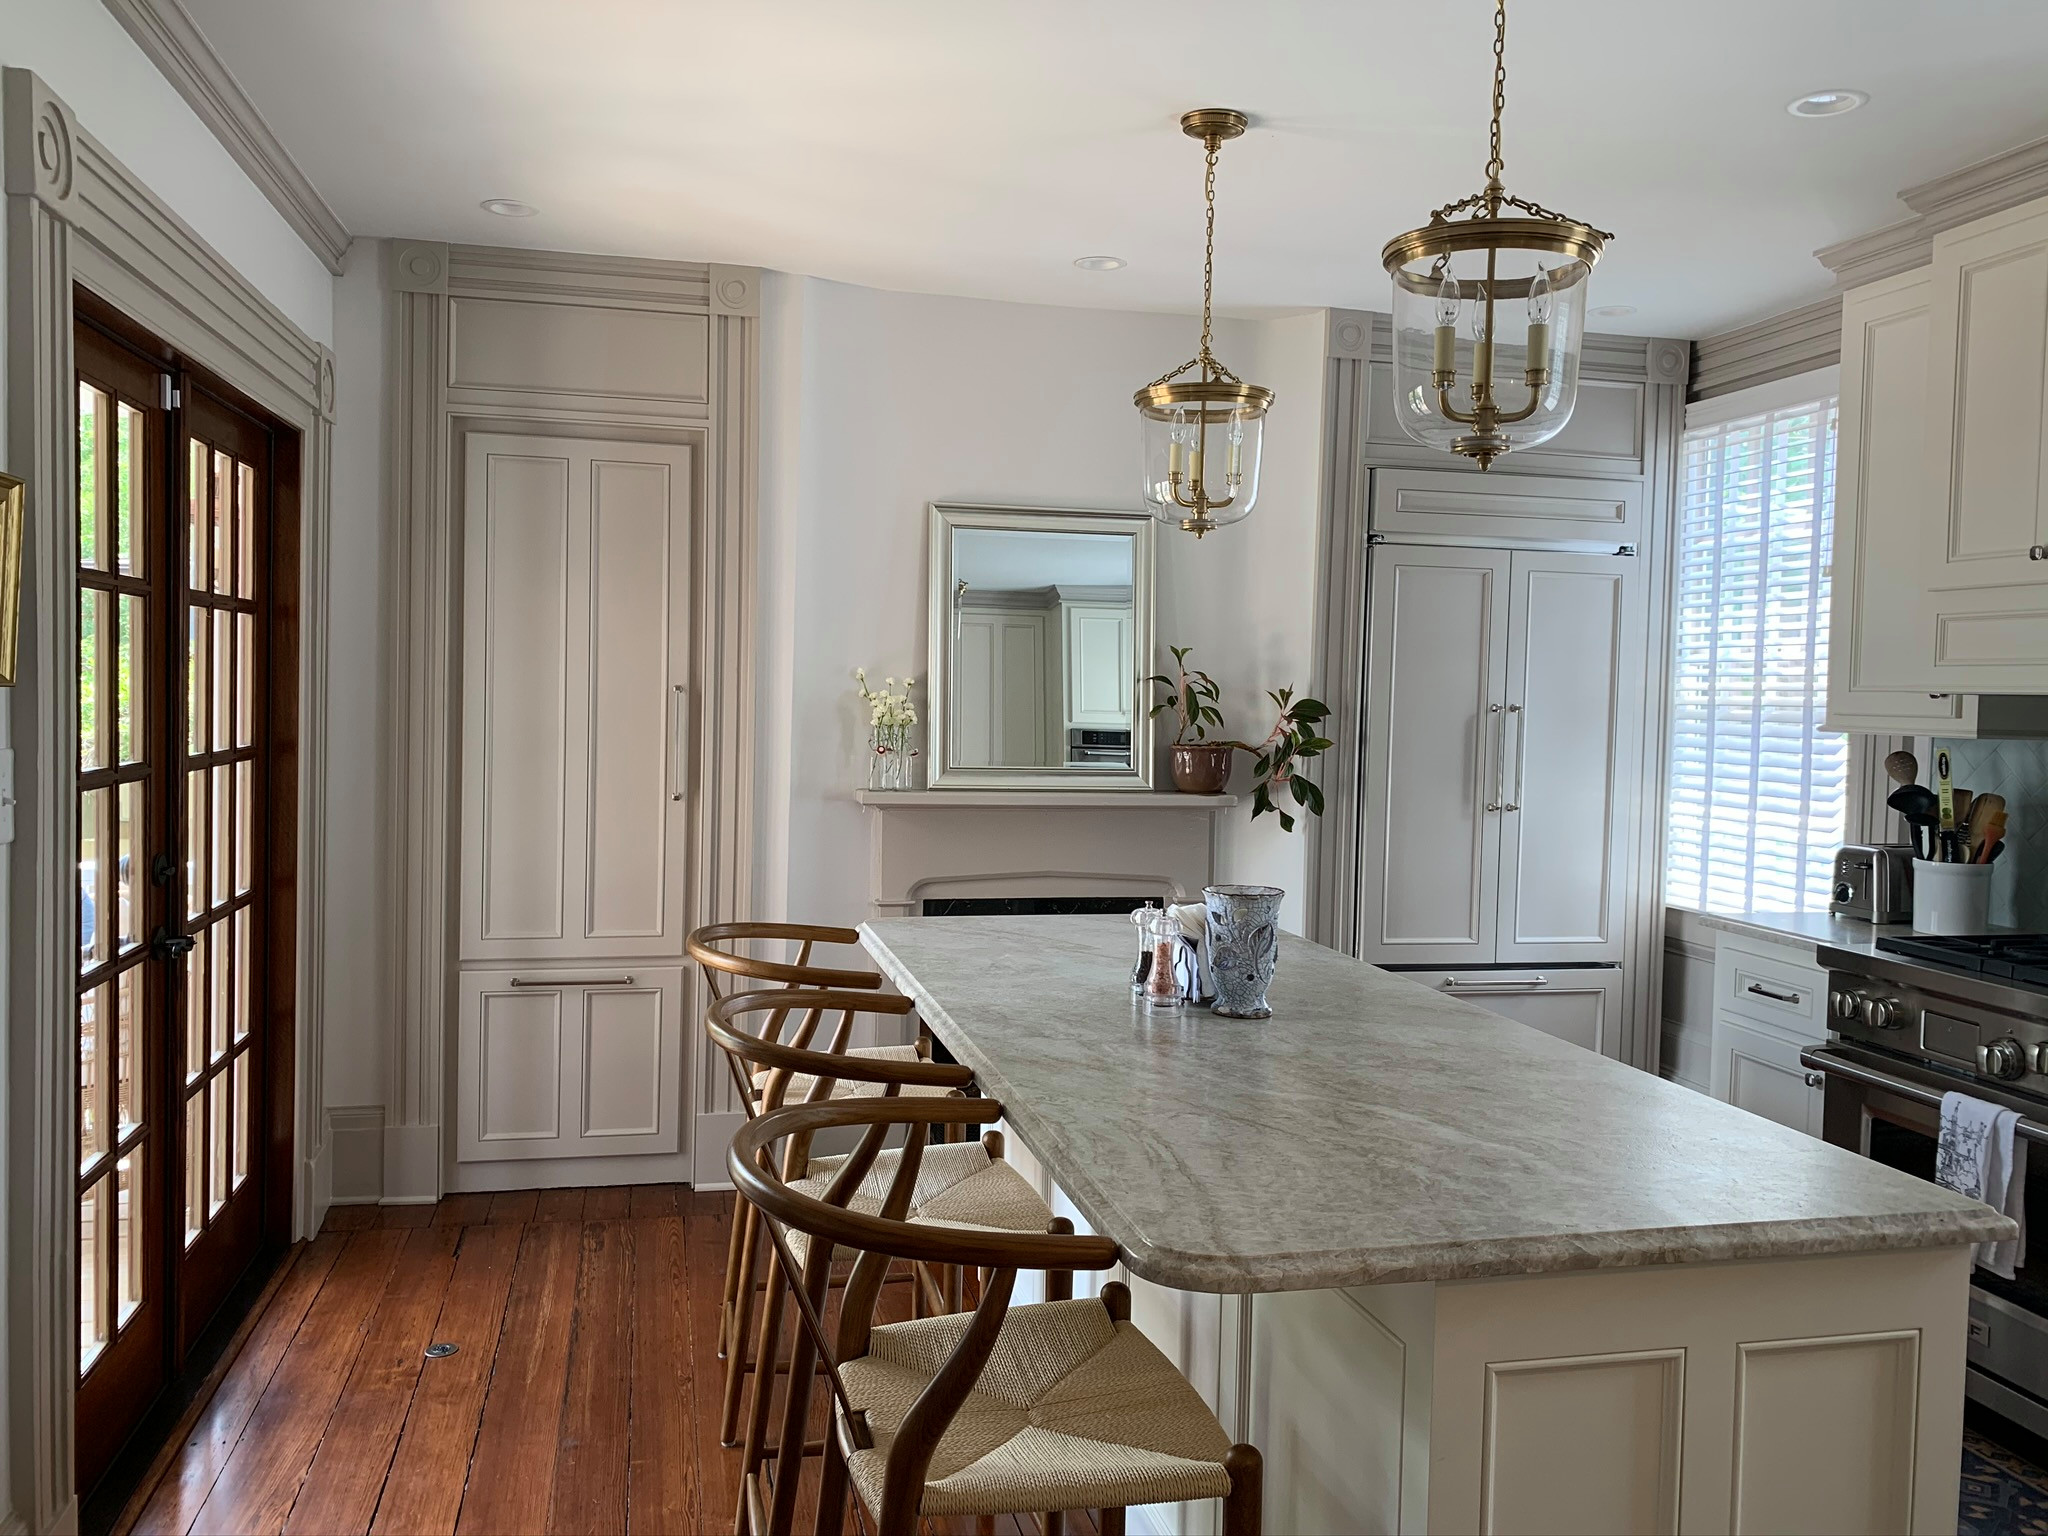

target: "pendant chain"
[1200,137,1218,374]
[1484,0,1508,205]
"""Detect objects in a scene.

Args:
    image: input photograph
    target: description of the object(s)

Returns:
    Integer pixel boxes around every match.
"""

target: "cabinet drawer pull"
[1444,975,1549,990]
[1804,1071,1824,1088]
[2031,545,2047,561]
[510,975,635,988]
[1745,981,1802,1005]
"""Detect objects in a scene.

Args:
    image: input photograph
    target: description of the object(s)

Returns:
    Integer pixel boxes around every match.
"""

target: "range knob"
[1860,996,1906,1030]
[1985,1038,2029,1081]
[1833,989,1863,1021]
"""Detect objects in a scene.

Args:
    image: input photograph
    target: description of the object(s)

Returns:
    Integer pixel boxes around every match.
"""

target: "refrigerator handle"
[1485,703,1505,813]
[1503,702,1525,813]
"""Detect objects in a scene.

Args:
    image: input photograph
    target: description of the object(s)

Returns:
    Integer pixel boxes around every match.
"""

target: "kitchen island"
[859,914,2011,1536]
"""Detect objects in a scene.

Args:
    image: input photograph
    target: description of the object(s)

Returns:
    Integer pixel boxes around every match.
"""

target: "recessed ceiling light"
[1073,255,1127,271]
[1591,304,1638,319]
[480,198,539,218]
[1786,89,1868,118]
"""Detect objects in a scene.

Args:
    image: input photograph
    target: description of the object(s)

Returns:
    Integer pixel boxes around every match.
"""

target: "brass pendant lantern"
[1136,109,1273,538]
[1381,0,1613,469]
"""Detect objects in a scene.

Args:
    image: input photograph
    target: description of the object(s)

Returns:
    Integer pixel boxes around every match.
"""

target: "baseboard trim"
[326,1104,386,1206]
[447,1150,694,1193]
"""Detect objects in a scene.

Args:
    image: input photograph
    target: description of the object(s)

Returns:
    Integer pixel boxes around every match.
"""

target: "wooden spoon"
[1968,794,2006,860]
[1885,750,1919,786]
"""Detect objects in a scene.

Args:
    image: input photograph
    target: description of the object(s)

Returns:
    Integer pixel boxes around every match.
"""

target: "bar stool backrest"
[729,1098,1121,1532]
[688,921,883,998]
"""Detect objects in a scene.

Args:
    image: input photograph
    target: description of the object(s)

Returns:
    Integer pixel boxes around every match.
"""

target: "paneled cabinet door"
[1710,1014,1824,1139]
[459,434,693,961]
[1827,270,1973,731]
[1063,603,1132,728]
[1920,199,2048,691]
[953,611,1053,767]
[1358,546,1510,966]
[456,968,685,1163]
[1402,968,1625,1059]
[1495,551,1638,964]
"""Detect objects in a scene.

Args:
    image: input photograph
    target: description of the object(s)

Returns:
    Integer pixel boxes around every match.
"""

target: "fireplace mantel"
[856,790,1237,917]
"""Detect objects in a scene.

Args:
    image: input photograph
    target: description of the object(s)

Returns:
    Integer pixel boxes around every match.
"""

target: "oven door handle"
[1800,1047,2048,1146]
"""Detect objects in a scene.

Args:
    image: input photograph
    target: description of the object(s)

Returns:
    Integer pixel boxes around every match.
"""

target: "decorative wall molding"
[4,64,333,1531]
[380,241,760,1199]
[709,262,760,317]
[99,0,351,273]
[1816,133,2048,289]
[1688,296,1843,403]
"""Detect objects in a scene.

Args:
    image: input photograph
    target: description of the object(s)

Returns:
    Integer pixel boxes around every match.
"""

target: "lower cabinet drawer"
[456,966,685,1163]
[1709,1013,1825,1138]
[1403,968,1624,1060]
[1715,936,1826,1040]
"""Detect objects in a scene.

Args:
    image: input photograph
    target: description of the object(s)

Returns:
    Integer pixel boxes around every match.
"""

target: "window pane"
[1666,396,1846,915]
[118,593,141,765]
[237,462,255,597]
[212,450,233,598]
[117,401,142,577]
[80,982,107,1173]
[79,383,100,571]
[213,608,231,754]
[212,764,230,908]
[117,780,139,954]
[209,923,229,1064]
[80,786,109,970]
[188,439,207,591]
[233,904,252,1044]
[116,1148,143,1327]
[80,1175,110,1373]
[208,1071,228,1216]
[184,925,204,1085]
[236,612,254,748]
[116,965,139,1140]
[187,605,206,755]
[80,586,102,772]
[232,1056,249,1190]
[184,1092,204,1246]
[185,769,205,922]
[235,759,253,896]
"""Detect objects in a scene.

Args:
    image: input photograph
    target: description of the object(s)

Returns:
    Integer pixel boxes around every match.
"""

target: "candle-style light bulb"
[1432,274,1461,385]
[1527,268,1553,325]
[1524,268,1553,389]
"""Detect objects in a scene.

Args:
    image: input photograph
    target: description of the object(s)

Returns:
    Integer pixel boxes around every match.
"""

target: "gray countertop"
[1694,909,1920,956]
[860,914,2011,1293]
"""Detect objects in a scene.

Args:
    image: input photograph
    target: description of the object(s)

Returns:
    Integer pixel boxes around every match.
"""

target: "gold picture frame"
[0,473,21,686]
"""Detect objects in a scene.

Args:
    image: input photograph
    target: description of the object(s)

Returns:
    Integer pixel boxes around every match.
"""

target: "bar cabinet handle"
[510,976,635,988]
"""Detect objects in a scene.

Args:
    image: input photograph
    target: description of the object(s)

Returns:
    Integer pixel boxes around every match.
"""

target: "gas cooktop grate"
[1876,934,2048,988]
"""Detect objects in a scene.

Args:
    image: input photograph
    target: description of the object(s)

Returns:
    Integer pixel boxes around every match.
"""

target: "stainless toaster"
[1829,843,1915,923]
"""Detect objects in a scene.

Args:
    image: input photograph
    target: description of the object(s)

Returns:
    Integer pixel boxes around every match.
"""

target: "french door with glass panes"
[74,315,281,1490]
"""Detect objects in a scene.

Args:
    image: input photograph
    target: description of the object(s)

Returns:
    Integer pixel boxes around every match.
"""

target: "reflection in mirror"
[948,527,1135,770]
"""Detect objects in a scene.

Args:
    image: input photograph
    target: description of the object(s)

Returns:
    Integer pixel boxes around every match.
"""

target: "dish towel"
[1937,1090,2028,1278]
[1166,902,1215,1004]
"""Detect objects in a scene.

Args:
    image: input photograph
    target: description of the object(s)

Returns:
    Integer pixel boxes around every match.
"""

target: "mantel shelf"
[855,790,1238,811]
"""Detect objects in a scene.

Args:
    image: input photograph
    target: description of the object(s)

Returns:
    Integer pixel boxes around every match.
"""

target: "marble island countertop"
[859,914,2013,1293]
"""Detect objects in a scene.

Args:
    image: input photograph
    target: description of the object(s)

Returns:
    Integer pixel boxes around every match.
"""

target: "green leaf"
[1279,810,1296,833]
[1290,776,1309,805]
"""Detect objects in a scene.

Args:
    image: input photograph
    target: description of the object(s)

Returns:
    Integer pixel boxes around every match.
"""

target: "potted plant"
[1147,647,1334,829]
[1148,646,1232,793]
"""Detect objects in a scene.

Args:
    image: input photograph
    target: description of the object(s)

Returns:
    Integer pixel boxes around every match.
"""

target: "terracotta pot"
[1170,743,1233,795]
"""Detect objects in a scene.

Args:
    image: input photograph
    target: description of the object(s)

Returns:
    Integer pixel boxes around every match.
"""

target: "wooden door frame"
[5,69,334,1531]
[379,243,759,1204]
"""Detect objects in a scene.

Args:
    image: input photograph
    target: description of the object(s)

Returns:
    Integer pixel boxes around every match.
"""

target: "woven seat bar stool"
[689,921,951,1445]
[708,991,1069,1519]
[730,1097,1263,1536]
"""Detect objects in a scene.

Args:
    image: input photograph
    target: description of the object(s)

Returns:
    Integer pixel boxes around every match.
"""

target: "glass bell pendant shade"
[1385,242,1593,466]
[1137,381,1270,536]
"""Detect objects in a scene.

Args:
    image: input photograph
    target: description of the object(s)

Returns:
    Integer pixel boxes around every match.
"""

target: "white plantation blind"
[1667,384,1847,914]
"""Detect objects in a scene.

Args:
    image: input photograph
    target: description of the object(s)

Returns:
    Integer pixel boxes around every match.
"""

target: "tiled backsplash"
[1931,737,2048,930]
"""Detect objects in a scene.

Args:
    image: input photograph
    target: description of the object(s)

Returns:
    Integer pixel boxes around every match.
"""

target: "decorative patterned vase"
[1170,743,1233,794]
[1204,884,1283,1019]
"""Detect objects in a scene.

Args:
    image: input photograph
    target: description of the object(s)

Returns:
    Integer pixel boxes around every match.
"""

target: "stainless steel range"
[1809,934,2048,1437]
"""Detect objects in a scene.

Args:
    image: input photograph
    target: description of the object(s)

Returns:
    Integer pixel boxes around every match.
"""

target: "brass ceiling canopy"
[1135,109,1274,538]
[1380,0,1615,469]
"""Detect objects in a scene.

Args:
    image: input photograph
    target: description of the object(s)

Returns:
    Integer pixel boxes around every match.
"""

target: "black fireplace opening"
[919,896,1154,918]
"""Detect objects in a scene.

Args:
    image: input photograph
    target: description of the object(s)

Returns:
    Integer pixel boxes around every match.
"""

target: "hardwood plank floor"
[111,1188,1103,1536]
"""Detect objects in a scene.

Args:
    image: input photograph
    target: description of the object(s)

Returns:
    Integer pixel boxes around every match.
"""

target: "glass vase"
[869,722,920,792]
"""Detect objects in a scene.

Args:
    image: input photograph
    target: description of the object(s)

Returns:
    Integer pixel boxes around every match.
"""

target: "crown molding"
[100,0,350,274]
[1688,294,1842,403]
[1816,133,2048,289]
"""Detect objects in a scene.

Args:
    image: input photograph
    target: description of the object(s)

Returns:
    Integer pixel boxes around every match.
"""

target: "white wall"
[323,244,386,1114]
[755,276,1331,930]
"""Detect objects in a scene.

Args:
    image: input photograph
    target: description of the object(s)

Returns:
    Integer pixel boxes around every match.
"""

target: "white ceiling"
[180,0,2048,337]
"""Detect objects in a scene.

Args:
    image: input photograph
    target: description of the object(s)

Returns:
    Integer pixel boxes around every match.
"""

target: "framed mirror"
[926,503,1156,791]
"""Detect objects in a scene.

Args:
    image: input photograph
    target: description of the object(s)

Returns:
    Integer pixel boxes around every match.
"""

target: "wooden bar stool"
[730,1097,1261,1536]
[689,921,931,1444]
[707,992,1070,1527]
